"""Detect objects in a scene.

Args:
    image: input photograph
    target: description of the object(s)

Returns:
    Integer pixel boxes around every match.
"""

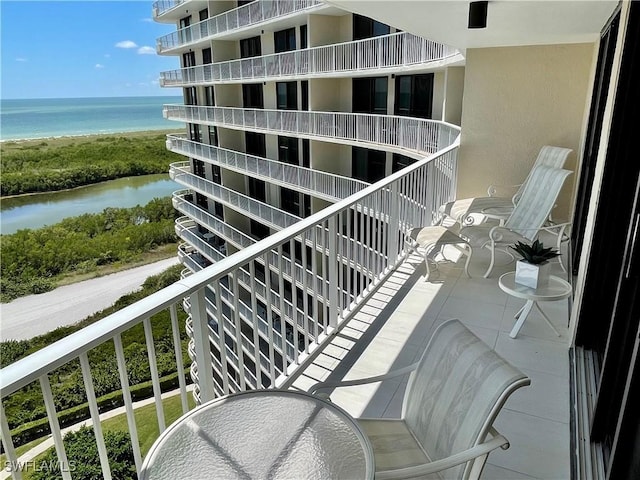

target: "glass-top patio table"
[140,389,375,479]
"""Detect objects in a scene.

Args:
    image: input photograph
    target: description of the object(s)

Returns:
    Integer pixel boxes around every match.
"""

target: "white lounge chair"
[309,319,530,480]
[440,145,572,225]
[459,165,573,278]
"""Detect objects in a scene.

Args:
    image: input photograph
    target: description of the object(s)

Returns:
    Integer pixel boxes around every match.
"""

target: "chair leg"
[423,251,432,281]
[463,245,473,278]
[484,245,496,278]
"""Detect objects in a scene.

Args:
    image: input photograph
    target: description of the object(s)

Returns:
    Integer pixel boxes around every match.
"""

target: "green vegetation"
[1,265,191,448]
[0,197,178,302]
[0,132,182,196]
[30,427,136,480]
[102,391,196,457]
[17,394,196,480]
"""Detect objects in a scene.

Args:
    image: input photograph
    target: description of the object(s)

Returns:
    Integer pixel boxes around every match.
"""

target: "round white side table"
[498,272,572,339]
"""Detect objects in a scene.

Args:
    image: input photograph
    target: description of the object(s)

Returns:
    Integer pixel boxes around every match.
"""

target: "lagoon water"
[0,96,185,233]
[1,175,179,234]
[0,96,183,141]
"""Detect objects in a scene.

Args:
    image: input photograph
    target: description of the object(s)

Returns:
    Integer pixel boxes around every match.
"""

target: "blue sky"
[1,1,180,98]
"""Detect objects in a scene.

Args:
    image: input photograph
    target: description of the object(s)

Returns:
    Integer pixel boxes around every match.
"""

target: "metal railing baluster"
[79,353,112,479]
[114,334,143,472]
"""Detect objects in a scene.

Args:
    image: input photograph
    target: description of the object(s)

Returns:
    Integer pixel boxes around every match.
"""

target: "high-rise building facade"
[154,1,465,396]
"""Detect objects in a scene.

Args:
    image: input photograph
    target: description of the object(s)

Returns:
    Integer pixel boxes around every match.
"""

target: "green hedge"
[8,371,191,449]
[1,133,181,196]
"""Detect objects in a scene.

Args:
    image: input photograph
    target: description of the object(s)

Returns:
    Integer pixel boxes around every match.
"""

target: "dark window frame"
[274,27,296,53]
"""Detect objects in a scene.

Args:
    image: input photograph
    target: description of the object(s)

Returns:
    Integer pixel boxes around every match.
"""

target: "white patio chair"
[459,165,573,278]
[309,319,530,480]
[439,145,572,225]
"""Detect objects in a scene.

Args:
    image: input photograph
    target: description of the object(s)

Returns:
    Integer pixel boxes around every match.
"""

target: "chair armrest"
[540,222,571,250]
[375,431,510,480]
[487,225,514,242]
[540,222,571,236]
[308,362,419,394]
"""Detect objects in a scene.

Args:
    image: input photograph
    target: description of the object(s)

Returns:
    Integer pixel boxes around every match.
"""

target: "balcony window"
[194,159,206,177]
[303,193,311,217]
[300,25,308,49]
[353,77,387,115]
[204,86,215,107]
[352,146,386,183]
[276,82,297,110]
[245,132,266,157]
[195,192,208,210]
[301,80,309,111]
[185,87,198,105]
[353,14,390,40]
[212,165,222,185]
[179,15,192,44]
[274,27,296,53]
[248,177,266,203]
[182,51,196,68]
[208,126,217,145]
[394,74,434,119]
[302,138,310,168]
[240,36,261,58]
[202,47,212,64]
[199,8,208,21]
[281,187,301,216]
[214,201,224,220]
[250,219,270,240]
[278,136,299,165]
[242,84,264,109]
[392,153,416,173]
[188,122,201,141]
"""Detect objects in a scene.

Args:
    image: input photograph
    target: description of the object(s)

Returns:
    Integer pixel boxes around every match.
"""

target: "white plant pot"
[515,260,551,289]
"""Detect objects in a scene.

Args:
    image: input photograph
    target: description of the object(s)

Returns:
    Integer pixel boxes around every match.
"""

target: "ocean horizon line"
[0,127,184,144]
[1,96,185,142]
[1,94,182,102]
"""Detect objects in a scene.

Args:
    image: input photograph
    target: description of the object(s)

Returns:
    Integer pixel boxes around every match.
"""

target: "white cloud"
[137,46,156,55]
[141,18,153,23]
[16,57,27,62]
[151,79,159,85]
[115,40,138,49]
[95,63,105,69]
[104,54,111,58]
[138,82,148,86]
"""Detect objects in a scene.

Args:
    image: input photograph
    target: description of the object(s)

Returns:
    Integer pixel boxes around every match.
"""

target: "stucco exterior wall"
[458,43,595,220]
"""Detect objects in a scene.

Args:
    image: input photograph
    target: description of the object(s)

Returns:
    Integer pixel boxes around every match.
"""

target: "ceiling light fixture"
[468,1,488,29]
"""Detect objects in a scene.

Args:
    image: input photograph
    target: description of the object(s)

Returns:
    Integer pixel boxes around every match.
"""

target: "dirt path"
[0,257,179,341]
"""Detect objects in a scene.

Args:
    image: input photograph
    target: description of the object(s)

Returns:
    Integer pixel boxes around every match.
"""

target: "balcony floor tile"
[291,249,571,479]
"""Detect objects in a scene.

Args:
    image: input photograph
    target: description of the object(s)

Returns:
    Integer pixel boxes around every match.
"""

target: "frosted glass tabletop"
[140,389,374,480]
[499,273,572,301]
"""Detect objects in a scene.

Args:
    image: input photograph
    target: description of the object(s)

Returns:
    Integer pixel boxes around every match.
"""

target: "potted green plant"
[510,240,560,289]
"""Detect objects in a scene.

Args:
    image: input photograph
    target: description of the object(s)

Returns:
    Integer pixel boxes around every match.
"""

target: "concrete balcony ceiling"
[326,0,618,50]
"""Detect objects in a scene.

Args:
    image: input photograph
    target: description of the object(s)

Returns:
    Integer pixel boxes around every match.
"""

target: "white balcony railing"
[170,163,302,230]
[163,105,460,160]
[0,120,459,480]
[152,0,185,19]
[166,135,368,201]
[159,32,460,86]
[156,0,325,54]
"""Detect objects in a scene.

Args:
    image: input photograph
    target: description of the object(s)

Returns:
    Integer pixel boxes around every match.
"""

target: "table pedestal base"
[510,300,562,339]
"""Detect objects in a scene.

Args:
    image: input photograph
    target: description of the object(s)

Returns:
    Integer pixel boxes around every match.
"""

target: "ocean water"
[0,96,184,141]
